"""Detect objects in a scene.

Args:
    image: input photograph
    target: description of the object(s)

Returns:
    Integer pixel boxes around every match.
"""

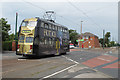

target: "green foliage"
[0,18,11,41]
[2,41,12,51]
[8,32,18,41]
[99,32,111,47]
[99,38,105,47]
[69,29,79,45]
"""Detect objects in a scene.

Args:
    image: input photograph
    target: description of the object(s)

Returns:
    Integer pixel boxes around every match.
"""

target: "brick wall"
[78,36,100,48]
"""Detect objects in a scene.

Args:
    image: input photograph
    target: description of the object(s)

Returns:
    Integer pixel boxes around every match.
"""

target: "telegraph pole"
[81,21,83,34]
[80,21,83,48]
[15,12,18,51]
[15,12,18,41]
[103,29,105,49]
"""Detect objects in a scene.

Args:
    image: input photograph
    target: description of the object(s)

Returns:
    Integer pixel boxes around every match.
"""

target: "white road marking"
[80,58,82,60]
[42,55,79,79]
[18,59,26,61]
[62,55,79,64]
[42,64,78,79]
[97,58,110,62]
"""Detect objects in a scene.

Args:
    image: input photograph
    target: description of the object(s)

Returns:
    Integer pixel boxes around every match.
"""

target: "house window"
[86,36,88,39]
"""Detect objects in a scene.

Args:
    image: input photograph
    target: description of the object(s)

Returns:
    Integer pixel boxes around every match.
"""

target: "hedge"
[2,41,12,51]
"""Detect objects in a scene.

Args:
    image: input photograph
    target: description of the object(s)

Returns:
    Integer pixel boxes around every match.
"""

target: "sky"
[0,0,119,42]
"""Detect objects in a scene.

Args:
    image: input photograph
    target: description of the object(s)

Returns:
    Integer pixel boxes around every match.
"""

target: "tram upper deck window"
[55,26,57,31]
[53,25,55,30]
[21,21,37,27]
[41,22,44,28]
[65,28,68,33]
[49,24,52,29]
[58,27,62,31]
[45,24,48,29]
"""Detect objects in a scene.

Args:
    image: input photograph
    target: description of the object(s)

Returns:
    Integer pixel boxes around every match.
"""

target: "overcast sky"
[0,0,118,41]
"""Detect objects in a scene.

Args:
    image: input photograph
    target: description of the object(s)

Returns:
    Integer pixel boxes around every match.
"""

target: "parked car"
[69,43,75,49]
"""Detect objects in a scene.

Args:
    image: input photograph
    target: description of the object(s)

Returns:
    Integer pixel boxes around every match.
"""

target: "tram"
[16,17,69,56]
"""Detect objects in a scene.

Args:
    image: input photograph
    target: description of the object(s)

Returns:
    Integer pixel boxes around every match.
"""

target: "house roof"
[78,32,98,38]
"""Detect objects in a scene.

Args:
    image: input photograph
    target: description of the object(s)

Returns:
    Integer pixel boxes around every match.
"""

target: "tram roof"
[23,17,68,29]
[39,18,68,29]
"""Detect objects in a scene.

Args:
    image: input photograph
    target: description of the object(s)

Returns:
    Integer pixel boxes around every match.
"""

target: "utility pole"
[81,21,83,34]
[15,12,18,51]
[80,21,83,48]
[15,12,18,41]
[103,29,105,49]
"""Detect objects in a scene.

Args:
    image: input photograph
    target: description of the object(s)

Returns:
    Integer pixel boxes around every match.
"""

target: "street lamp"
[81,21,83,34]
[80,21,83,48]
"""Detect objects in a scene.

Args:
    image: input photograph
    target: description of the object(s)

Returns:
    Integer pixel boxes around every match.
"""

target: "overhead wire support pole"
[103,29,105,49]
[15,12,18,51]
[81,21,83,34]
[15,12,18,41]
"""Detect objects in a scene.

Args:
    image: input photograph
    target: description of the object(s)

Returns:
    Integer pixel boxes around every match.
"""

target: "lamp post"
[15,12,18,51]
[80,21,83,48]
[81,21,83,34]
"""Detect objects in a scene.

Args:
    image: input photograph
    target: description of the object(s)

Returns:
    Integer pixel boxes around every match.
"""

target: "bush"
[2,41,12,51]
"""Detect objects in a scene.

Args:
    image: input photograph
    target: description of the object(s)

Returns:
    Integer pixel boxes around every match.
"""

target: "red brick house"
[78,32,100,48]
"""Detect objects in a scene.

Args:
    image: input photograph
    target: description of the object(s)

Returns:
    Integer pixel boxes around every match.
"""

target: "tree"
[8,32,18,41]
[0,18,11,41]
[105,32,110,46]
[99,32,111,47]
[99,38,104,47]
[69,29,79,45]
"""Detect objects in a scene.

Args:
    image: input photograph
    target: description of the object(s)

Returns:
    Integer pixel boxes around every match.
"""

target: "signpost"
[76,39,84,42]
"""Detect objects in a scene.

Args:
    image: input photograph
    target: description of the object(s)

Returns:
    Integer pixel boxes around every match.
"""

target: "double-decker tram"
[16,17,69,57]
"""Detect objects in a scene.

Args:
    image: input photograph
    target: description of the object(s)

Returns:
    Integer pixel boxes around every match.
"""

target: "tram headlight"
[17,49,19,51]
[29,50,32,52]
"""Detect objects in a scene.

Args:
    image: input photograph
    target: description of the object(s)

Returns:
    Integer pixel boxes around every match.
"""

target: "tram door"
[56,39,60,55]
[18,35,25,54]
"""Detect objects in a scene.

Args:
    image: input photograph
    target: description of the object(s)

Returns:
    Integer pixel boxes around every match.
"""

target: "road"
[1,48,119,79]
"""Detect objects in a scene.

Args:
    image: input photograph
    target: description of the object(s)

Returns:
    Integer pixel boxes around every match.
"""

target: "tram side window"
[34,37,39,45]
[55,26,57,31]
[19,36,24,43]
[40,38,44,45]
[53,25,55,30]
[49,38,52,45]
[58,27,60,31]
[49,24,51,29]
[62,27,64,32]
[52,38,55,47]
[45,23,48,29]
[44,38,47,45]
[41,22,44,28]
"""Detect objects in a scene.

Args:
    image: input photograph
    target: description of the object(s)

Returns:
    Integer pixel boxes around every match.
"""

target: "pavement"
[1,48,119,79]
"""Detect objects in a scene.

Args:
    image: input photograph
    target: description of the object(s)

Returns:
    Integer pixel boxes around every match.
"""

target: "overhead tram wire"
[22,0,81,30]
[67,0,103,30]
[22,0,46,12]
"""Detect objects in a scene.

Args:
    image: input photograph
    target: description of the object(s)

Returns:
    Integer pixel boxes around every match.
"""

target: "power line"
[22,0,46,12]
[22,0,82,31]
[67,0,103,30]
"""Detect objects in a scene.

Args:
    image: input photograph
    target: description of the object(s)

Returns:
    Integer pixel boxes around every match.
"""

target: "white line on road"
[42,64,78,79]
[42,55,79,79]
[97,58,110,62]
[62,55,79,64]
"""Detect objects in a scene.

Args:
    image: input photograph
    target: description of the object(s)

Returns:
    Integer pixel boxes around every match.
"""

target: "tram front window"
[26,37,33,43]
[21,21,37,27]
